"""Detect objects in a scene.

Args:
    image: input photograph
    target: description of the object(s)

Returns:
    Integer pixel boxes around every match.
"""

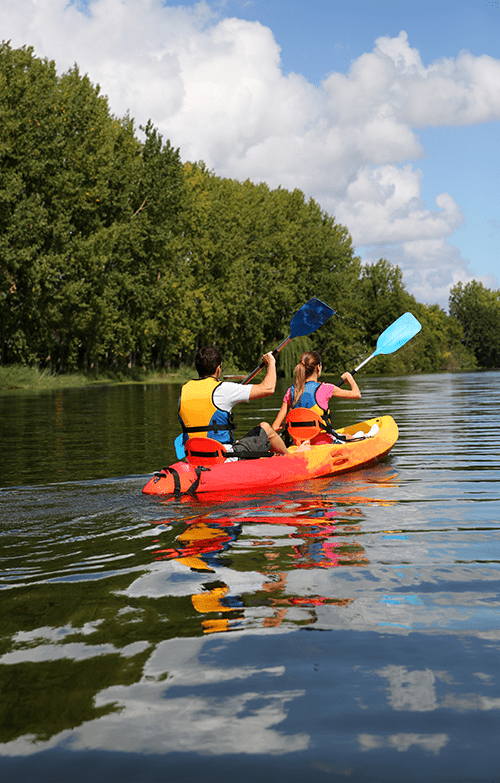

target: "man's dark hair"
[195,346,222,378]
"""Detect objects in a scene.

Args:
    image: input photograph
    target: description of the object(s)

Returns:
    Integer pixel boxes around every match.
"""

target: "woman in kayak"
[272,350,361,445]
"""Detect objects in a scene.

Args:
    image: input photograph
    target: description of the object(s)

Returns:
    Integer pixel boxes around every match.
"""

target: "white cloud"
[336,168,464,245]
[1,2,499,307]
[362,237,498,307]
[0,635,308,757]
[358,732,449,755]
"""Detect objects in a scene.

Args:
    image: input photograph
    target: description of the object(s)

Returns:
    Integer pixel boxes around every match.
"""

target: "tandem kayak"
[142,415,398,497]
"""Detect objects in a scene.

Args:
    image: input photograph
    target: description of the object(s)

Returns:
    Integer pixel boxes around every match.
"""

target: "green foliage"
[0,42,184,371]
[279,336,314,380]
[173,163,361,369]
[449,281,500,368]
[0,364,91,390]
[1,41,494,378]
[358,259,413,340]
[351,262,478,375]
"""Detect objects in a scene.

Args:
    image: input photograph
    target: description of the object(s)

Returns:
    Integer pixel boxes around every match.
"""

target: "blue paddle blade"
[174,434,186,459]
[289,298,335,338]
[241,297,335,385]
[374,312,422,356]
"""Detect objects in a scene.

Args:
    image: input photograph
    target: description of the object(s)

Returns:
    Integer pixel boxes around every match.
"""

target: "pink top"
[283,382,337,410]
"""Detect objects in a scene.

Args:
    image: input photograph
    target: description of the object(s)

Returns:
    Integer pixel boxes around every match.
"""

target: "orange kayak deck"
[142,415,398,497]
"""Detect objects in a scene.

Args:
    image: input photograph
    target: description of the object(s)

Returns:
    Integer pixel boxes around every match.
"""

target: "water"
[0,372,499,782]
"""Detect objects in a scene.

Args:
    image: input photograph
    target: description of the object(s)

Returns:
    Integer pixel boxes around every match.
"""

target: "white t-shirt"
[213,382,252,412]
[213,382,252,454]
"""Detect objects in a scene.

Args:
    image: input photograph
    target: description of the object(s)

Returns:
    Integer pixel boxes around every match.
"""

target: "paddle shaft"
[241,298,334,385]
[241,336,291,385]
[337,353,374,386]
[338,312,422,385]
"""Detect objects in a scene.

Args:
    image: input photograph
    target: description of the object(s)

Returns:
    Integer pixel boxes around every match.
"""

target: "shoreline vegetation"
[0,365,195,391]
[0,363,489,394]
[1,43,499,383]
[0,364,267,391]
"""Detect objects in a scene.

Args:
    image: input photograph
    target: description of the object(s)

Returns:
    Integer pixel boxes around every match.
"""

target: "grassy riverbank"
[0,365,196,391]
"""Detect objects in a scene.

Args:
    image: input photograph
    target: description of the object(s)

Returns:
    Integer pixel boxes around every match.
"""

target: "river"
[0,371,499,782]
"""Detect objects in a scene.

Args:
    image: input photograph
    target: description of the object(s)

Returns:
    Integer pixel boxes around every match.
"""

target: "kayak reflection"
[150,496,395,633]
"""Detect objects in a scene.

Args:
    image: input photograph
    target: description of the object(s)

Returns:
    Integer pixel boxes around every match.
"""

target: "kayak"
[142,415,398,497]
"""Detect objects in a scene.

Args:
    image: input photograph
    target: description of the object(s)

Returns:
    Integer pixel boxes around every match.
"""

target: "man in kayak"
[179,346,298,458]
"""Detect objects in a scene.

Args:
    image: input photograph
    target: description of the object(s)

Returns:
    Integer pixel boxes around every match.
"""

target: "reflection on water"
[0,372,500,781]
[151,507,374,633]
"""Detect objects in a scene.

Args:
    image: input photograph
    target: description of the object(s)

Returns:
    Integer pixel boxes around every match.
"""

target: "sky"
[1,0,499,309]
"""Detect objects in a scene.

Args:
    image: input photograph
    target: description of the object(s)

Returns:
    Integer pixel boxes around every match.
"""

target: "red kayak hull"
[142,415,398,497]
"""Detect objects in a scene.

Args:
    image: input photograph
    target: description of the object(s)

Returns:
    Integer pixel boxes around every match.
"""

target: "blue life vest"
[290,381,333,430]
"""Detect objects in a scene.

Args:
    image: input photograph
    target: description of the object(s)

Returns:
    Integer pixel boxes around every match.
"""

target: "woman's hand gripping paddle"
[338,312,422,385]
[174,298,335,458]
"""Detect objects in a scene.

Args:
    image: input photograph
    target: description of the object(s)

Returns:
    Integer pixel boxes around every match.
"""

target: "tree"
[0,43,142,368]
[358,259,414,339]
[449,281,500,368]
[0,43,185,371]
[1,41,489,377]
[175,164,361,371]
[352,261,478,374]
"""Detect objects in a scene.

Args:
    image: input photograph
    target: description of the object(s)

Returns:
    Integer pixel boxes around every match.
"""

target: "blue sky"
[1,0,499,308]
[209,0,500,286]
[221,0,500,81]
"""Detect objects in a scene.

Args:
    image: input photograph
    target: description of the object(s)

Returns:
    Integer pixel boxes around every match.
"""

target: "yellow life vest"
[178,377,234,444]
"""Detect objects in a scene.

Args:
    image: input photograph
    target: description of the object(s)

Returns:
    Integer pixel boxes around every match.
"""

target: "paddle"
[241,298,335,385]
[174,434,187,459]
[338,311,422,385]
[174,298,335,458]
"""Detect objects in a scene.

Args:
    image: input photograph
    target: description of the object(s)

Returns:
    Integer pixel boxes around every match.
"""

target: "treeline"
[1,42,499,376]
